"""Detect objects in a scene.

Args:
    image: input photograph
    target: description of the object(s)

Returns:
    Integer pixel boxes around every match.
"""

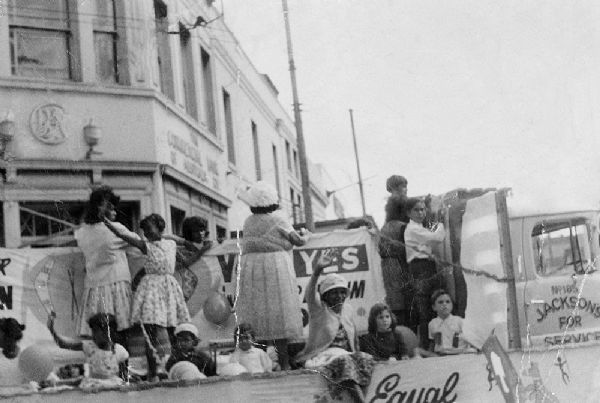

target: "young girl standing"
[47,312,129,389]
[75,186,139,339]
[360,303,409,361]
[404,197,446,349]
[104,213,190,381]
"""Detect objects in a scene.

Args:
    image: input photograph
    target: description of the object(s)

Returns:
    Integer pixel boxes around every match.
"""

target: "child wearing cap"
[165,323,216,377]
[228,323,273,374]
[294,251,374,403]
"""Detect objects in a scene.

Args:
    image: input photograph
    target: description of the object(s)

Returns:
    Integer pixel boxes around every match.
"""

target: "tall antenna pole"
[282,0,314,231]
[349,109,366,217]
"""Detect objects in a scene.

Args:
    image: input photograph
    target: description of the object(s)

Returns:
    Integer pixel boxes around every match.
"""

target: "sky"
[217,0,600,225]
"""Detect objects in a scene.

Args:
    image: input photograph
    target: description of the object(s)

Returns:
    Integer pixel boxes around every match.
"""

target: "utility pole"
[349,109,366,217]
[282,0,314,231]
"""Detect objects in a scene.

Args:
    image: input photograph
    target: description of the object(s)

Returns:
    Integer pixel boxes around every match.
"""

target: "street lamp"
[83,119,102,160]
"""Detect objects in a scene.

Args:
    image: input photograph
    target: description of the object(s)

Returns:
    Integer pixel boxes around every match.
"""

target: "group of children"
[40,182,472,398]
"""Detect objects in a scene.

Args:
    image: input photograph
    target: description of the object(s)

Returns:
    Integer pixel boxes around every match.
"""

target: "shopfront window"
[532,218,592,277]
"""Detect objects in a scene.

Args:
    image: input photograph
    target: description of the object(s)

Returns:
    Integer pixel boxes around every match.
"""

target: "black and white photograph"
[0,0,598,401]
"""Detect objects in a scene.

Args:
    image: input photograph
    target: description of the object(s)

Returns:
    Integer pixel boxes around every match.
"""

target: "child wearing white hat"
[165,323,216,377]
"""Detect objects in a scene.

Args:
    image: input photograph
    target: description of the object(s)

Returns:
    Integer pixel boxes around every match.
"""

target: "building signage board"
[166,131,221,191]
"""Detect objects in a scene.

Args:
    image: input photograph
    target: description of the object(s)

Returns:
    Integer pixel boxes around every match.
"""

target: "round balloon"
[19,343,56,382]
[203,292,231,325]
[219,363,248,376]
[395,326,419,357]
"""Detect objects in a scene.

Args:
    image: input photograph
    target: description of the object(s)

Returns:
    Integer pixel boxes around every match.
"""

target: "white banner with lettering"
[199,227,386,340]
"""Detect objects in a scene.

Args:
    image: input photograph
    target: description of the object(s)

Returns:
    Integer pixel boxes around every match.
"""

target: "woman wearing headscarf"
[235,181,309,370]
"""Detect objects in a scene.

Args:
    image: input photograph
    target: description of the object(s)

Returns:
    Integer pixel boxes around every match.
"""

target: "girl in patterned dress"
[174,216,212,302]
[47,312,129,390]
[104,214,190,381]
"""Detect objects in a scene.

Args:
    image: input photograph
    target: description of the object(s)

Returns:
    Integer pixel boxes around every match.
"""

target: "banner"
[201,227,386,339]
[461,192,509,348]
[0,228,385,382]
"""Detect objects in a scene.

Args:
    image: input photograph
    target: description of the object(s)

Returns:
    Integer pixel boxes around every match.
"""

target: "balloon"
[219,363,247,376]
[395,326,419,357]
[18,343,56,382]
[184,258,223,317]
[168,361,206,381]
[202,292,231,325]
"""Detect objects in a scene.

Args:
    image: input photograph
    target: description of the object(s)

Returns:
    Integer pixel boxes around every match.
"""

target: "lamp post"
[282,0,314,231]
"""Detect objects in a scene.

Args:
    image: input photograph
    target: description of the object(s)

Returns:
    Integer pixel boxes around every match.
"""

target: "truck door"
[518,215,600,348]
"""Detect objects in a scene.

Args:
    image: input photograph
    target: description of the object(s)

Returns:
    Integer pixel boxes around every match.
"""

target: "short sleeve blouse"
[242,213,295,254]
[82,341,128,379]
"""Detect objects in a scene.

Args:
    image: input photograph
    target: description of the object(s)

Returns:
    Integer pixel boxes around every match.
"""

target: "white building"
[0,0,331,247]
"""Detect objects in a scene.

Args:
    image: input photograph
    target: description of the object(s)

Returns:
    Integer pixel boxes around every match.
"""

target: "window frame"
[92,0,119,84]
[531,218,593,277]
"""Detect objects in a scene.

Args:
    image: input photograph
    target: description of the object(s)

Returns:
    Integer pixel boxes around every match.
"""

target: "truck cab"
[510,206,600,349]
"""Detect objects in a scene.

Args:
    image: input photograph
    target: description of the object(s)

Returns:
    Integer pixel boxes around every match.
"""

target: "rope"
[377,231,511,283]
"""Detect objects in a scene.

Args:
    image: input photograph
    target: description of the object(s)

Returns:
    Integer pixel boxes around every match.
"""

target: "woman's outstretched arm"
[103,218,147,254]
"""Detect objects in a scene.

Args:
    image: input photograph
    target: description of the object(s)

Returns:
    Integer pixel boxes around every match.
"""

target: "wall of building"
[0,0,332,246]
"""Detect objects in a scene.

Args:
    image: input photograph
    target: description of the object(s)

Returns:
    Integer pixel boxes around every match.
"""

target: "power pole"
[349,109,366,217]
[282,0,314,231]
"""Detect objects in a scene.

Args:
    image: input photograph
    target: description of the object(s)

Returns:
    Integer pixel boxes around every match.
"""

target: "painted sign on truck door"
[515,213,600,347]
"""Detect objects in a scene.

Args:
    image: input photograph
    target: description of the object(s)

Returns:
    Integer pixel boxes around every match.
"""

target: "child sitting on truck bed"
[165,323,216,377]
[428,289,474,355]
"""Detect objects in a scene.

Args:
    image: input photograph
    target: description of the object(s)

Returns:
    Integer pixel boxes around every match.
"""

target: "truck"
[0,188,599,402]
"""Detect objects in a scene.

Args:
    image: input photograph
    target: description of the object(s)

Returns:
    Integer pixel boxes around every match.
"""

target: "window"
[170,206,186,236]
[285,140,292,171]
[93,0,118,83]
[272,144,281,197]
[154,0,174,99]
[19,201,139,247]
[201,48,216,133]
[532,219,592,277]
[180,29,197,119]
[9,0,71,79]
[297,194,303,223]
[252,121,261,180]
[216,225,227,243]
[223,89,235,164]
[290,188,296,224]
[293,150,299,178]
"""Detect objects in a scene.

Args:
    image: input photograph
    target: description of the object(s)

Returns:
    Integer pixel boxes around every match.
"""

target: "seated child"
[229,323,272,374]
[428,289,472,355]
[294,251,375,403]
[360,303,409,361]
[165,323,216,376]
[47,312,129,389]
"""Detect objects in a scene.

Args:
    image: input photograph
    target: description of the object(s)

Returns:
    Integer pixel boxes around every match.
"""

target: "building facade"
[0,0,329,247]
